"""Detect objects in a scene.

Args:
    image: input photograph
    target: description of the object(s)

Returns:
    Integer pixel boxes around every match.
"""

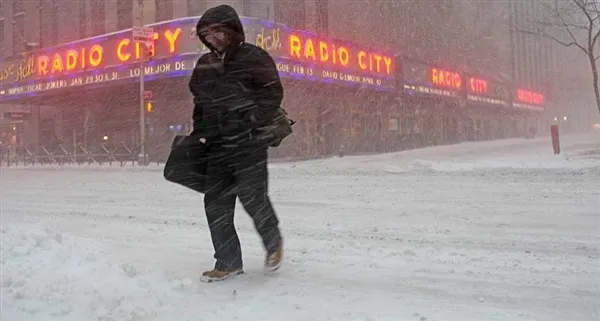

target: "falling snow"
[2,133,599,321]
[2,2,600,321]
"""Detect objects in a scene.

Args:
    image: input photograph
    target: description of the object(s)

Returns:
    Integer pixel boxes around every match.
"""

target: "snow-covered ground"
[1,133,599,321]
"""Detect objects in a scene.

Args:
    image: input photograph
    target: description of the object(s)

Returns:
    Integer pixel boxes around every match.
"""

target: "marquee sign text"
[513,89,544,110]
[253,23,395,90]
[466,75,510,106]
[36,28,183,77]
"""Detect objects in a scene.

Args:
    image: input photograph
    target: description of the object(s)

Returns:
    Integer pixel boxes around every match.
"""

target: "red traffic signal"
[143,90,152,100]
[145,42,155,61]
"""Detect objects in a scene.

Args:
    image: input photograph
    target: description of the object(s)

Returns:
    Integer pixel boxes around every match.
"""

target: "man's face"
[199,24,230,52]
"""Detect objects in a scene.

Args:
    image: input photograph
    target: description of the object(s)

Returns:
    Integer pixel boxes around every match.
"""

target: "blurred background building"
[0,0,596,159]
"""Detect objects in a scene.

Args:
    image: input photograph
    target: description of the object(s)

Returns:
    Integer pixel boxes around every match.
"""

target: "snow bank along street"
[1,133,599,321]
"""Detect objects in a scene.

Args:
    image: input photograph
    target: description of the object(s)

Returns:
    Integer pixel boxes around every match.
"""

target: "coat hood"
[196,5,245,54]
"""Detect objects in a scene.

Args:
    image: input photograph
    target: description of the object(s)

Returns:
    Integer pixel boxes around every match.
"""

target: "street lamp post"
[137,0,148,166]
[11,20,39,155]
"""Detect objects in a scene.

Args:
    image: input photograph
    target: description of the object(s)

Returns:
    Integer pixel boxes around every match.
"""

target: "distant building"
[3,0,585,161]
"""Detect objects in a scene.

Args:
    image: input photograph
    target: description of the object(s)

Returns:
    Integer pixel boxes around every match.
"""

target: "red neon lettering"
[304,39,316,60]
[517,89,544,105]
[37,56,49,76]
[319,41,329,62]
[51,54,64,73]
[33,28,183,77]
[287,35,393,74]
[36,45,104,76]
[89,45,103,67]
[117,39,131,62]
[358,51,367,70]
[289,35,302,58]
[338,46,349,66]
[66,50,78,71]
[80,48,86,69]
[164,28,181,53]
[432,68,462,89]
[469,77,488,94]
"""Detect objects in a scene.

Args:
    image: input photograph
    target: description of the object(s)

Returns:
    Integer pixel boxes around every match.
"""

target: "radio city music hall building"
[0,16,398,159]
[0,16,544,160]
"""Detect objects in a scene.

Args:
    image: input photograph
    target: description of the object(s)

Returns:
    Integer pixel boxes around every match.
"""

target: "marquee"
[0,17,396,101]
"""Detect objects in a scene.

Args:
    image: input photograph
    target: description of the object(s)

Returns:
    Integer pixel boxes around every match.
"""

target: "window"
[13,0,24,14]
[90,1,105,36]
[0,19,5,56]
[405,117,414,135]
[155,0,173,22]
[40,0,59,47]
[11,0,25,55]
[51,0,58,46]
[414,119,423,134]
[388,118,399,132]
[275,0,304,29]
[117,0,133,30]
[12,13,24,55]
[79,1,87,38]
[315,0,328,35]
[188,0,206,16]
[245,0,274,21]
[38,2,43,47]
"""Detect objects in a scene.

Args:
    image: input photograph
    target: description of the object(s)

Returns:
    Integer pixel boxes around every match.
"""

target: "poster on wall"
[403,60,463,99]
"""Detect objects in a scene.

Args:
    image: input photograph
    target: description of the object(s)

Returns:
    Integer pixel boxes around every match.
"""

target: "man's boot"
[200,268,244,283]
[265,237,283,272]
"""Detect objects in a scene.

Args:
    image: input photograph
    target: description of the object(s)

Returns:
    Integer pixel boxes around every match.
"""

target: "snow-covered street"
[1,133,599,321]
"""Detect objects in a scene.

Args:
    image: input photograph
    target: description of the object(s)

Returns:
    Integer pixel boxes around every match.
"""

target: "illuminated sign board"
[0,56,36,83]
[465,75,510,107]
[35,29,182,77]
[0,17,395,101]
[2,56,198,97]
[0,18,202,100]
[403,60,462,98]
[513,89,544,110]
[250,21,395,90]
[431,68,462,90]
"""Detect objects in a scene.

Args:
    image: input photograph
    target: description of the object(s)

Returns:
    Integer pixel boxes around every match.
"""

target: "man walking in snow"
[189,5,284,282]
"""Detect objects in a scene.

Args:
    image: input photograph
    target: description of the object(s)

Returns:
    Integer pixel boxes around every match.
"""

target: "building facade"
[0,0,552,163]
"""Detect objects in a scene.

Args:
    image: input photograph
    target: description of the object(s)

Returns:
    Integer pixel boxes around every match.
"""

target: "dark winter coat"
[188,5,284,145]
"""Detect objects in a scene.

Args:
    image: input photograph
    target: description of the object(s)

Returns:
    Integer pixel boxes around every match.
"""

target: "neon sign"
[255,27,283,52]
[252,24,395,89]
[0,17,396,100]
[517,89,544,105]
[253,24,395,86]
[469,77,488,94]
[287,35,393,76]
[402,61,461,98]
[431,68,462,89]
[3,57,197,97]
[0,56,36,82]
[36,28,183,77]
[465,75,510,106]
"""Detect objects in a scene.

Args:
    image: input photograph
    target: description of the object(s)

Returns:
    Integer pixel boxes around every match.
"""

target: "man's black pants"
[203,143,280,271]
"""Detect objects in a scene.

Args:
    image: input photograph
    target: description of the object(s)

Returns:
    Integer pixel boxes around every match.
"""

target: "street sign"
[4,112,30,120]
[143,90,152,100]
[133,26,154,43]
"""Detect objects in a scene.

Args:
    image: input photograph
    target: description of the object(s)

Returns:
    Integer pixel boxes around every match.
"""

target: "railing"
[0,143,163,167]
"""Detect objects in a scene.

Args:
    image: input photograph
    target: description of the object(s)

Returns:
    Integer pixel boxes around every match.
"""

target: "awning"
[0,119,24,127]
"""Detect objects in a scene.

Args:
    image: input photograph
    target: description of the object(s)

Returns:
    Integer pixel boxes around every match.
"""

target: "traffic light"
[145,101,154,113]
[145,42,155,61]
